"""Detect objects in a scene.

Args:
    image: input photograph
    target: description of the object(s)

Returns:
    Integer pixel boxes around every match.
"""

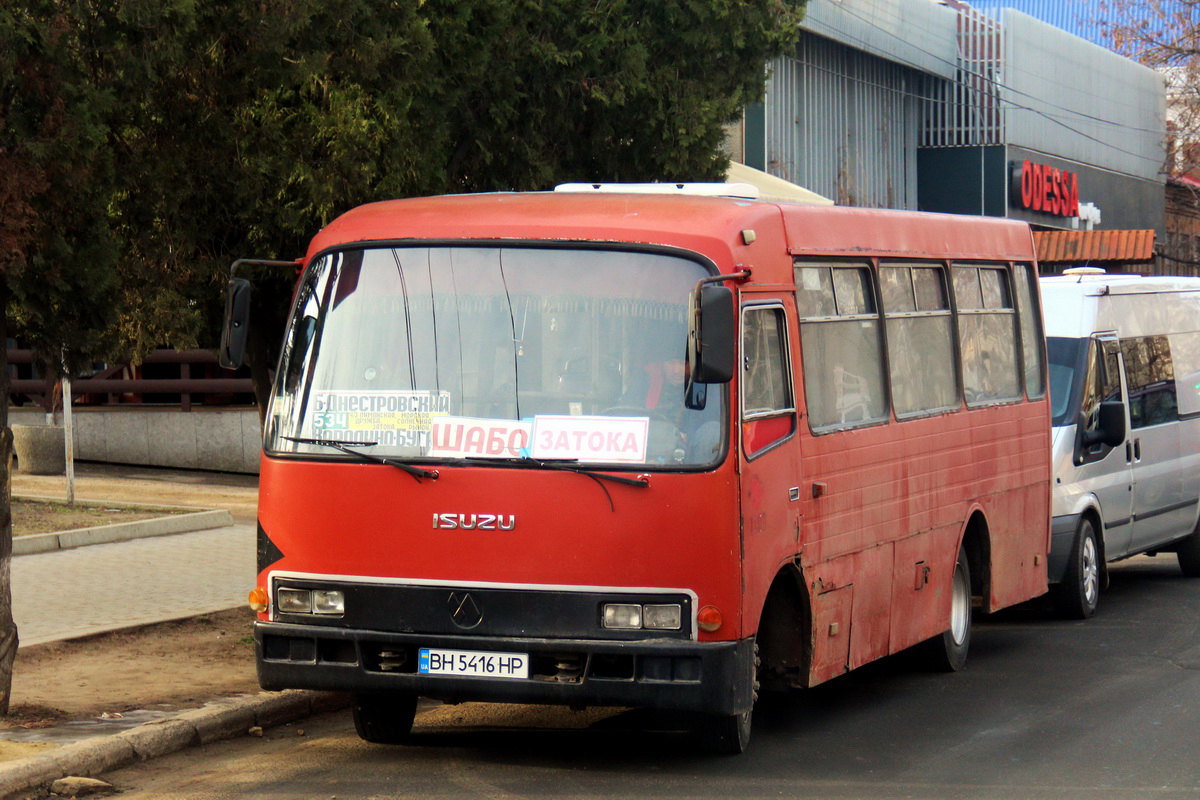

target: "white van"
[1041,270,1200,617]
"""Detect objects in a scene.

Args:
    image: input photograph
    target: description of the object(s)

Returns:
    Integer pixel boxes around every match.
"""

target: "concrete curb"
[12,495,234,556]
[0,690,349,800]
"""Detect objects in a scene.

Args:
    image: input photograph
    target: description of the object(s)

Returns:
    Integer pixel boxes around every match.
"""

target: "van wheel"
[1177,529,1200,577]
[351,691,417,744]
[919,545,971,672]
[1052,518,1100,619]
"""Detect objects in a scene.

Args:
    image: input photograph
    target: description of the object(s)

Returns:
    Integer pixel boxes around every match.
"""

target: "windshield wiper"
[462,456,648,511]
[282,436,438,483]
[463,456,649,487]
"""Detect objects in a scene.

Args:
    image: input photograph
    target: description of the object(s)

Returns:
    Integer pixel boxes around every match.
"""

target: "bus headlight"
[277,588,312,614]
[312,590,345,615]
[602,604,642,629]
[276,587,345,617]
[602,603,682,631]
[642,604,682,630]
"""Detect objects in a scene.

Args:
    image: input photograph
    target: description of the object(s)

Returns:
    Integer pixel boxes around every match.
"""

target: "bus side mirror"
[1082,400,1126,448]
[218,277,253,369]
[692,284,735,384]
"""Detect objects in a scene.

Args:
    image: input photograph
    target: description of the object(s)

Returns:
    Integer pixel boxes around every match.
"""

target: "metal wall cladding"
[922,5,1004,148]
[800,0,959,80]
[1001,10,1165,181]
[764,36,927,209]
[963,0,1148,45]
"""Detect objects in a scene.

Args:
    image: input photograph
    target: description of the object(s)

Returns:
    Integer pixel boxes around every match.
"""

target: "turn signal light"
[697,605,723,633]
[248,587,269,613]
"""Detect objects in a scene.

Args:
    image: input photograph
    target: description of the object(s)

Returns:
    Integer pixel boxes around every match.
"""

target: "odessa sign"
[1010,159,1079,218]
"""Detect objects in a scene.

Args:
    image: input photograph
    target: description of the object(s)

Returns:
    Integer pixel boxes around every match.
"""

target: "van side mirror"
[1082,400,1126,448]
[691,284,735,384]
[218,277,252,369]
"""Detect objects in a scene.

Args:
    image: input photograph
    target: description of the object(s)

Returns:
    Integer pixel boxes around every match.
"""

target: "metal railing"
[7,349,254,413]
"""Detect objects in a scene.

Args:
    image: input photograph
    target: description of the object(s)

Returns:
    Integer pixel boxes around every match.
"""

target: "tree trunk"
[0,280,17,715]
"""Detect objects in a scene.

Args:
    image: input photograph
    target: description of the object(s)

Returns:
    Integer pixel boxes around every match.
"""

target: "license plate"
[418,648,529,679]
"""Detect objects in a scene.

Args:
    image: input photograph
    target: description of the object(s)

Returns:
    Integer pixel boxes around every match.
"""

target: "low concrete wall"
[9,407,261,474]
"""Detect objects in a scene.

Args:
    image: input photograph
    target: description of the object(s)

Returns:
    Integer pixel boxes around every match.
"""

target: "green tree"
[0,3,125,713]
[0,0,805,715]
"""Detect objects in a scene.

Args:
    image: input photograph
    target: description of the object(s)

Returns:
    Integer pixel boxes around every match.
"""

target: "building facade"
[736,0,1168,270]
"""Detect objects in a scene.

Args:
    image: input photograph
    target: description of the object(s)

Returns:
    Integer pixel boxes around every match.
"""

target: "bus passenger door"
[738,300,801,636]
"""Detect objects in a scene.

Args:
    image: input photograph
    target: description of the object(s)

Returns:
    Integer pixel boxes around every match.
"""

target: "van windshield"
[1047,336,1084,427]
[264,246,725,469]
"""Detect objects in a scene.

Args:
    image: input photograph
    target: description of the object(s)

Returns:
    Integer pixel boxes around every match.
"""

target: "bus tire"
[1177,529,1200,577]
[697,640,757,754]
[351,691,417,745]
[1051,517,1100,619]
[920,545,971,672]
[698,707,752,755]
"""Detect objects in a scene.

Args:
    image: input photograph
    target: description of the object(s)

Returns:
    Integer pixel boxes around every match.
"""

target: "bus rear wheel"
[920,545,971,672]
[351,691,417,744]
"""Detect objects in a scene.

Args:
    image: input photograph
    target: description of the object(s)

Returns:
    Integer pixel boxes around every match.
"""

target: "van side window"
[880,263,957,416]
[1167,331,1200,416]
[796,263,888,431]
[1081,340,1121,439]
[952,264,1022,407]
[1122,336,1177,428]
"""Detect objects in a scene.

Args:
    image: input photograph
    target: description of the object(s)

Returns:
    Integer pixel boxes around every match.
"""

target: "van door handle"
[1135,438,1141,460]
[1126,440,1134,463]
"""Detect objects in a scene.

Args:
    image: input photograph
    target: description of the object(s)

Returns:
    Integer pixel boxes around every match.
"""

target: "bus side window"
[880,263,957,417]
[1012,263,1046,399]
[796,263,888,431]
[953,264,1022,407]
[741,304,795,457]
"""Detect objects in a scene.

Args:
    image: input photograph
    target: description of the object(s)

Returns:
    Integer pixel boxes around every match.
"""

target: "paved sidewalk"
[12,524,256,647]
[10,462,260,647]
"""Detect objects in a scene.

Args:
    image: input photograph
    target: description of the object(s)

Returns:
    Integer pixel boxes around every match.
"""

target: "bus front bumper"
[255,622,756,716]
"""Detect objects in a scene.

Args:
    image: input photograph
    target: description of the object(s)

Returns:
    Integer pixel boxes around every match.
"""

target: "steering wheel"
[599,406,686,463]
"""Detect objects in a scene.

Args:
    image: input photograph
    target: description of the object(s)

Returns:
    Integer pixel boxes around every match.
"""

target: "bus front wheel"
[351,691,418,744]
[698,707,752,755]
[697,640,758,754]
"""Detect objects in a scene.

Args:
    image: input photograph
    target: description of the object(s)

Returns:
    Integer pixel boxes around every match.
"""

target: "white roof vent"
[1062,267,1107,276]
[554,182,761,199]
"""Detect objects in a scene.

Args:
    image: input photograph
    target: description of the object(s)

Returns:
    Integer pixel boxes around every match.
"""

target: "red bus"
[223,185,1052,753]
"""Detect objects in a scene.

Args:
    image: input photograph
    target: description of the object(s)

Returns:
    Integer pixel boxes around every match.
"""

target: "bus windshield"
[264,245,725,468]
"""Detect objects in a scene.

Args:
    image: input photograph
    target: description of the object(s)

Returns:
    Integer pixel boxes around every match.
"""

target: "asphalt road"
[98,555,1200,800]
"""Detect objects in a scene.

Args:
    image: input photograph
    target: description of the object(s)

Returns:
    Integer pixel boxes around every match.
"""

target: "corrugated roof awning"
[1033,229,1156,264]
